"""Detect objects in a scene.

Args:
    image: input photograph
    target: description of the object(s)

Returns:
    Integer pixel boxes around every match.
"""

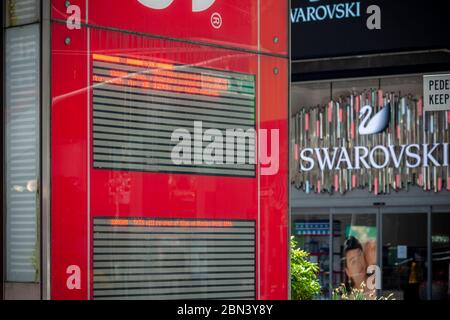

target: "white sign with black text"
[424,74,450,111]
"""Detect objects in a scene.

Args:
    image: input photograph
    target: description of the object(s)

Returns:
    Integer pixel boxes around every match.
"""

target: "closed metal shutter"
[6,0,40,27]
[92,55,256,177]
[93,217,256,300]
[5,24,40,282]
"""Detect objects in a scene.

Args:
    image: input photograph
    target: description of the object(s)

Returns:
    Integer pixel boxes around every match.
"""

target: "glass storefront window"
[382,212,428,300]
[292,213,331,299]
[332,213,377,298]
[432,212,450,300]
[291,73,450,300]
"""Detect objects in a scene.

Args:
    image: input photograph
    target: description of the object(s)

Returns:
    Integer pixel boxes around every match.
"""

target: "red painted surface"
[53,0,257,51]
[51,0,288,300]
[259,55,289,299]
[260,0,289,56]
[51,24,88,300]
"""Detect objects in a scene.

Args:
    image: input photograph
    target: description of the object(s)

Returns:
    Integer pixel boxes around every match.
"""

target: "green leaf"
[290,237,322,300]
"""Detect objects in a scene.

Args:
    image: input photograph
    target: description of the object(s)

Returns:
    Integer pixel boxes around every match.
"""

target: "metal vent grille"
[93,217,256,300]
[92,55,256,177]
[5,24,40,282]
[6,0,40,27]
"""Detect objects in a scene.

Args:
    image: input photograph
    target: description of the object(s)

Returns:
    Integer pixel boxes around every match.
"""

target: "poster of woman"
[341,226,378,298]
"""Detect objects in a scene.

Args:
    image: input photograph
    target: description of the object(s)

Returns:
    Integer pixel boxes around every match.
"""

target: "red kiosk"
[50,0,289,300]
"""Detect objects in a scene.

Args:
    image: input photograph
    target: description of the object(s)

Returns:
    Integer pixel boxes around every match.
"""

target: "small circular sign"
[211,12,222,29]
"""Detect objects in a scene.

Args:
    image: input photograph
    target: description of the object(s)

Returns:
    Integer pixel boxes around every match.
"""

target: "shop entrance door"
[431,206,450,300]
[292,204,450,300]
[379,206,429,300]
[333,206,430,300]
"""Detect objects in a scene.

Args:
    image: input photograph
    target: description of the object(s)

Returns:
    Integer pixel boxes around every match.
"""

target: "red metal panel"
[50,0,289,300]
[52,0,257,51]
[259,56,289,299]
[260,0,289,56]
[51,23,88,299]
[52,0,87,23]
[260,0,289,298]
[89,28,259,220]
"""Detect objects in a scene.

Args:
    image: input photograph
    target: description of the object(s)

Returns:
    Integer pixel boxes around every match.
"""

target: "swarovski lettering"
[299,143,449,172]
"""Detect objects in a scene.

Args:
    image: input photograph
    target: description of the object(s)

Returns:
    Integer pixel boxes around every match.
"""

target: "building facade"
[290,0,450,300]
[2,0,289,300]
[2,0,450,301]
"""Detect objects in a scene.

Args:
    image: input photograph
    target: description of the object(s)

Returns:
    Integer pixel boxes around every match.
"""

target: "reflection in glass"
[334,214,377,299]
[292,215,330,299]
[382,213,428,300]
[432,213,450,300]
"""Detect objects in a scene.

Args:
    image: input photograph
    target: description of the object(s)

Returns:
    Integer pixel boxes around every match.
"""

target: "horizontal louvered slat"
[93,225,255,234]
[92,58,256,177]
[95,291,255,300]
[94,285,255,298]
[95,219,254,228]
[93,246,254,254]
[6,0,40,27]
[93,122,257,143]
[93,110,254,130]
[93,218,256,300]
[93,67,255,96]
[93,253,255,262]
[94,278,255,290]
[95,84,255,107]
[93,162,255,177]
[92,61,255,87]
[94,259,255,269]
[93,92,254,114]
[94,231,255,240]
[93,266,255,276]
[93,272,255,282]
[94,240,254,247]
[93,103,255,125]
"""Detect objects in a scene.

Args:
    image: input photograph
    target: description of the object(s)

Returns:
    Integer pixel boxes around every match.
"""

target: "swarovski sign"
[299,101,450,171]
[300,143,449,172]
[293,90,450,194]
[291,1,362,23]
[358,104,390,135]
[290,0,381,30]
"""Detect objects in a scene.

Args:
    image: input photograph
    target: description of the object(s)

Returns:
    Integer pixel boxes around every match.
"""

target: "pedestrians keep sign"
[424,74,450,111]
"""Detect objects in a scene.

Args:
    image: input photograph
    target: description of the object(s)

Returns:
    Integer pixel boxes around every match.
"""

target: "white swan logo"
[138,0,216,12]
[358,104,391,135]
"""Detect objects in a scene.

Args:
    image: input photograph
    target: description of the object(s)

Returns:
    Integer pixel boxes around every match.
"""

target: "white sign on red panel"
[87,0,257,50]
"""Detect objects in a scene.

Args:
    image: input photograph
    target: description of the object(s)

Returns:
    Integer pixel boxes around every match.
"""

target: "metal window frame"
[294,204,438,300]
[1,0,5,301]
[40,0,51,301]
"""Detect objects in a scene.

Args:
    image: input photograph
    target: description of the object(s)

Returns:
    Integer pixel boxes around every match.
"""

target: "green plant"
[290,236,321,300]
[332,282,395,300]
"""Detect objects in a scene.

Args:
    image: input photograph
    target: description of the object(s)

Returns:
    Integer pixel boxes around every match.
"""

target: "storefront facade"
[290,0,450,300]
[2,0,450,301]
